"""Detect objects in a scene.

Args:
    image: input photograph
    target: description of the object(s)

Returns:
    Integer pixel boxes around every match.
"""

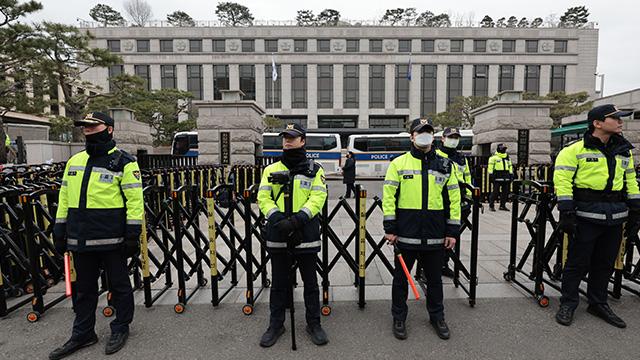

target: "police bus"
[262,132,342,174]
[346,133,412,177]
[173,131,342,174]
[433,129,474,156]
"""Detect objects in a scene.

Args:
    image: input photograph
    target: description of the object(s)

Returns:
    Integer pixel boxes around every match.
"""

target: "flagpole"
[271,53,275,121]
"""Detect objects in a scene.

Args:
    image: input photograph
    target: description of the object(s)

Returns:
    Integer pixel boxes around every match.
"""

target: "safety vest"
[5,134,9,147]
[258,160,327,253]
[55,145,144,252]
[488,151,513,181]
[437,147,472,198]
[382,147,461,251]
[554,132,640,225]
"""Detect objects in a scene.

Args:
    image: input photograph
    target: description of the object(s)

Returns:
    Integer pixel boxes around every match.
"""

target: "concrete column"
[307,64,318,128]
[436,64,447,113]
[176,65,187,91]
[334,64,343,110]
[463,64,473,97]
[540,65,551,95]
[514,65,525,91]
[255,64,266,107]
[229,64,239,90]
[150,65,161,90]
[359,64,369,128]
[410,63,421,119]
[385,64,395,109]
[281,64,292,109]
[202,64,213,101]
[488,65,499,97]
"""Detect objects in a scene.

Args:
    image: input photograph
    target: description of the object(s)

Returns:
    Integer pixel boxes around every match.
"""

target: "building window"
[554,40,567,53]
[422,40,434,52]
[526,40,538,53]
[317,39,330,52]
[189,40,202,52]
[525,65,540,95]
[398,39,411,52]
[213,40,226,52]
[317,65,333,108]
[242,40,254,52]
[499,65,514,92]
[239,65,255,100]
[421,65,437,116]
[447,65,463,106]
[474,40,486,52]
[369,65,385,109]
[137,40,149,52]
[134,65,150,90]
[187,65,203,100]
[213,65,229,100]
[550,65,566,92]
[294,40,307,52]
[502,40,515,53]
[369,116,405,129]
[161,65,176,88]
[473,65,488,97]
[450,40,463,52]
[108,65,123,91]
[395,65,409,108]
[343,65,359,109]
[346,39,359,52]
[160,40,173,52]
[108,40,120,52]
[318,116,357,128]
[265,39,278,53]
[277,116,308,129]
[265,64,281,108]
[370,39,382,52]
[291,65,307,108]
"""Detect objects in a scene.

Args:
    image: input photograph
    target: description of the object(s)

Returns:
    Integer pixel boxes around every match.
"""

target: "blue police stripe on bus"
[354,152,405,161]
[263,150,341,160]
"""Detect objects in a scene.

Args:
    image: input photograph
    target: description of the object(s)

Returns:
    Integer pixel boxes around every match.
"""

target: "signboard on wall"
[517,129,529,166]
[220,131,230,165]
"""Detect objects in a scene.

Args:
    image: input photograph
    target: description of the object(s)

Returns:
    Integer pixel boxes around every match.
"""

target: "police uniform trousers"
[269,252,320,328]
[71,250,134,341]
[392,249,444,322]
[489,181,510,208]
[560,218,623,309]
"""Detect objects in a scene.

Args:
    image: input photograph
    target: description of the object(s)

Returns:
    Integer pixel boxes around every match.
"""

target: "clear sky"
[24,0,640,97]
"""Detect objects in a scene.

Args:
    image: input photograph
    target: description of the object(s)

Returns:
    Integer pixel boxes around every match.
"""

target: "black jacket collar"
[583,131,634,155]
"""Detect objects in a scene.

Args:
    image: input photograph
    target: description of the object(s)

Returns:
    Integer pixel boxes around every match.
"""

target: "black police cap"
[587,104,632,123]
[279,123,306,137]
[410,118,434,133]
[74,111,115,127]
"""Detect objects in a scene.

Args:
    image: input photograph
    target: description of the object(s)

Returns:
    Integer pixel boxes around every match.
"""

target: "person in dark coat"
[342,152,356,198]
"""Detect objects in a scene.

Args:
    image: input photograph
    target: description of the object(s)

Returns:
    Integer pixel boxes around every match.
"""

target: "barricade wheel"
[538,296,549,307]
[503,271,513,282]
[13,287,24,297]
[103,306,115,317]
[27,311,40,323]
[242,304,253,315]
[174,303,185,314]
[265,279,271,287]
[200,279,208,287]
[321,305,331,316]
[46,278,55,287]
[25,284,34,294]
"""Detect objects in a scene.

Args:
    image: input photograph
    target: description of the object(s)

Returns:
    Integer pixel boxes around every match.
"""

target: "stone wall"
[472,100,555,164]
[195,100,265,165]
[113,116,153,155]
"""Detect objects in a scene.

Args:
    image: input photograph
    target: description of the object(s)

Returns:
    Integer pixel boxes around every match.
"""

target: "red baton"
[64,253,72,297]
[394,244,420,299]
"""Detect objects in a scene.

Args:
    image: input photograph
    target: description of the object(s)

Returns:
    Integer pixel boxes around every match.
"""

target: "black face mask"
[497,148,506,153]
[281,147,307,169]
[85,127,112,144]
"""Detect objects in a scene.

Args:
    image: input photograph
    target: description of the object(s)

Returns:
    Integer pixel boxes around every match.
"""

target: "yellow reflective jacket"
[258,159,327,253]
[437,147,472,198]
[554,132,640,225]
[488,151,513,182]
[383,147,461,251]
[54,144,144,252]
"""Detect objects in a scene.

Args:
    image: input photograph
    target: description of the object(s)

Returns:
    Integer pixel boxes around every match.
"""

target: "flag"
[408,57,412,82]
[271,57,278,82]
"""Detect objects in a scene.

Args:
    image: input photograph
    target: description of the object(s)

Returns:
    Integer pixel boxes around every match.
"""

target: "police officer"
[50,112,143,359]
[436,127,472,277]
[384,118,461,340]
[257,123,329,347]
[488,143,513,211]
[554,104,640,327]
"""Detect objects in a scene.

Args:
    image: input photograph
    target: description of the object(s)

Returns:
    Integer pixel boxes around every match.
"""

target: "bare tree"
[123,0,153,27]
[544,13,559,28]
[465,12,476,27]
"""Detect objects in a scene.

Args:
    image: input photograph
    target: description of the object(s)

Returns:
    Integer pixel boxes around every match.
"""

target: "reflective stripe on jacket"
[437,147,472,198]
[488,151,513,181]
[258,160,327,253]
[382,147,461,251]
[55,146,143,252]
[554,132,640,225]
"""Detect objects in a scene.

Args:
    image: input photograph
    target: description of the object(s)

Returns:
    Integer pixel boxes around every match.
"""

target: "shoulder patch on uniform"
[321,175,326,184]
[133,170,141,180]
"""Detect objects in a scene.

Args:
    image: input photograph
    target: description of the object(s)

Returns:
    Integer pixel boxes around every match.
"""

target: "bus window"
[387,137,411,151]
[263,135,281,150]
[322,137,337,150]
[173,135,189,155]
[306,137,323,150]
[353,138,368,152]
[368,138,386,151]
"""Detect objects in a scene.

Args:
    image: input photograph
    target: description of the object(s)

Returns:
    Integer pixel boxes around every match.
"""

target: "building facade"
[82,25,599,134]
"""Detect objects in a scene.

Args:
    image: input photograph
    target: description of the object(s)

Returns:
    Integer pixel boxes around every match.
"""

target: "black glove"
[54,238,67,255]
[121,238,139,258]
[558,210,578,236]
[489,174,495,183]
[273,216,303,248]
[625,209,640,238]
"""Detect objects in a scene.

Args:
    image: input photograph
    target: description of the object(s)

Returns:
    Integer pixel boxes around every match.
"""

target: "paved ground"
[2,178,640,359]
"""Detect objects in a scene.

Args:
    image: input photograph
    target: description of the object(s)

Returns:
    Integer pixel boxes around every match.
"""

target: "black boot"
[105,330,129,355]
[259,326,285,347]
[49,333,98,360]
[306,323,328,345]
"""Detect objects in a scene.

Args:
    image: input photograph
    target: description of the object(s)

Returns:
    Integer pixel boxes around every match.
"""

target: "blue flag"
[408,57,412,81]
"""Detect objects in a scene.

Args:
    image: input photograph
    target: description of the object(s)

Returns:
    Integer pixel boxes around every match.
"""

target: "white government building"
[81,23,599,136]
